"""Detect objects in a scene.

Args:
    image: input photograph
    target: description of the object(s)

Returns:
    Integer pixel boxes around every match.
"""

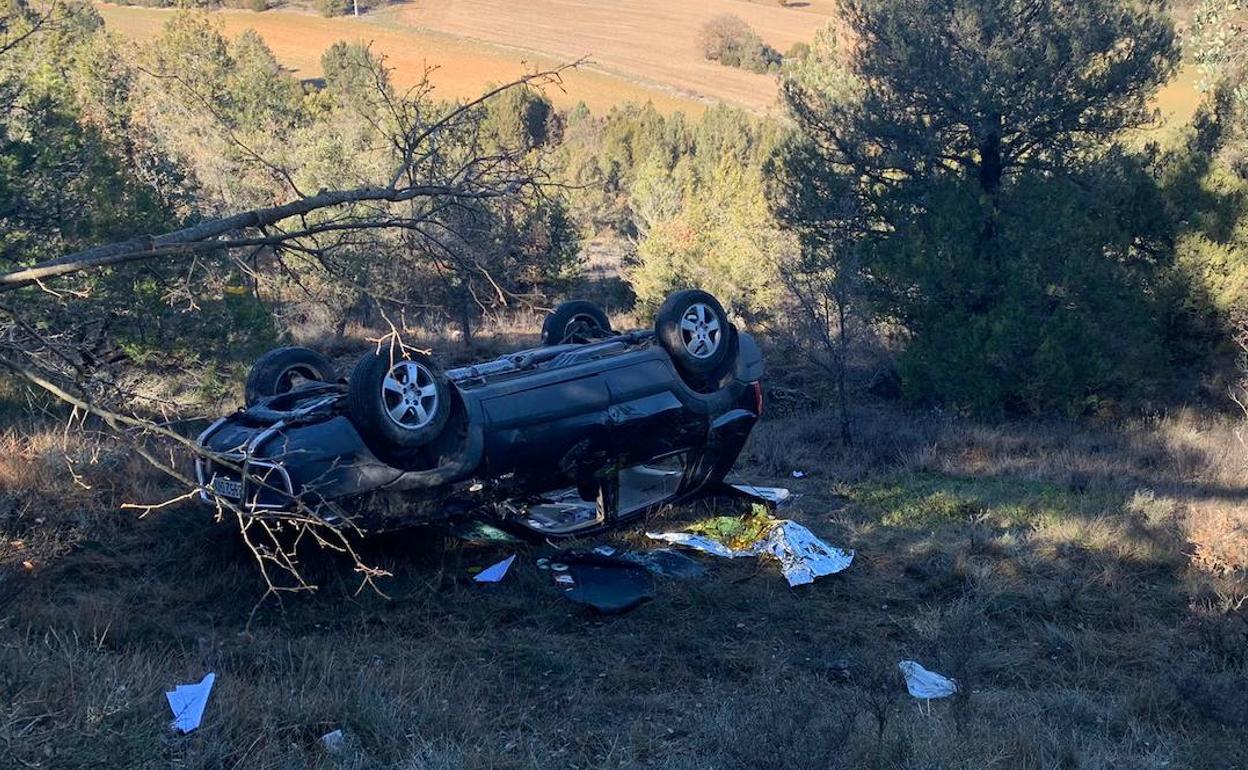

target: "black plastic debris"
[621,548,707,580]
[556,553,656,615]
[448,519,523,544]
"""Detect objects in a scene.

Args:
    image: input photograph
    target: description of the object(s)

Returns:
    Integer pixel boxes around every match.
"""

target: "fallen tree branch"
[0,184,513,291]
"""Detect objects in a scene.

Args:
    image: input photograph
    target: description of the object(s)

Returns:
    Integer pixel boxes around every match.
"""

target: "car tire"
[654,290,735,383]
[244,346,336,406]
[541,300,613,345]
[347,350,452,449]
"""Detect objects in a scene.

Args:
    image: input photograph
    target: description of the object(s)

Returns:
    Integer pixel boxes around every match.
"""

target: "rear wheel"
[244,346,336,406]
[347,350,452,449]
[654,290,735,385]
[541,300,612,345]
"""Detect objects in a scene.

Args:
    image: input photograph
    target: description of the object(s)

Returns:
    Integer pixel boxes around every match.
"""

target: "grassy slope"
[3,397,1247,768]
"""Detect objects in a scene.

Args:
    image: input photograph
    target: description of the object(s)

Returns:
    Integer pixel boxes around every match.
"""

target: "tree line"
[1,0,1247,425]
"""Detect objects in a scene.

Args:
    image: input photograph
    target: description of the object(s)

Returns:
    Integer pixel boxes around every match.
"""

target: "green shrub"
[878,164,1189,416]
[698,14,782,74]
[785,42,811,61]
[483,86,554,151]
[772,0,1196,416]
[631,160,791,318]
[315,0,349,16]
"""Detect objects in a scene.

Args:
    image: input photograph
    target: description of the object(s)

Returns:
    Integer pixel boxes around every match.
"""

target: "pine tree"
[776,0,1185,415]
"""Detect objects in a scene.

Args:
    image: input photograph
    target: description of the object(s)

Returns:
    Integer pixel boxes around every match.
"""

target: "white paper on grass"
[321,729,346,753]
[728,484,794,506]
[646,520,854,586]
[897,661,958,699]
[166,672,215,733]
[474,554,516,583]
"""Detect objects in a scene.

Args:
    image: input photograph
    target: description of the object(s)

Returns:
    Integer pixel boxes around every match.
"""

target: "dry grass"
[3,391,1248,767]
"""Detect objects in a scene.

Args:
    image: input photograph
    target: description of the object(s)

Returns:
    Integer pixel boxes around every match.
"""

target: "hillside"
[94,2,710,114]
[5,0,1248,765]
[96,0,836,114]
[97,0,1202,122]
[399,0,836,112]
[6,403,1248,767]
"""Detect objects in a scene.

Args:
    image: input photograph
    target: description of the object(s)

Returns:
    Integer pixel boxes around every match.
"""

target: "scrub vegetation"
[3,0,1248,766]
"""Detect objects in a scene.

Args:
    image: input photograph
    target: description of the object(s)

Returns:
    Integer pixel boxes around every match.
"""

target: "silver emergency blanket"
[646,519,853,586]
[729,484,794,506]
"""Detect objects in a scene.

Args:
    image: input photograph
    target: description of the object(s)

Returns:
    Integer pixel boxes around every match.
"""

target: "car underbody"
[195,291,766,539]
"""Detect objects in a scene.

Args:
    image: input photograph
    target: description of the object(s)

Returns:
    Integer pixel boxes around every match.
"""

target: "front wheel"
[347,350,452,449]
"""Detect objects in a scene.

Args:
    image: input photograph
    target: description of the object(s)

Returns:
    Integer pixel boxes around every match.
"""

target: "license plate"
[210,475,243,499]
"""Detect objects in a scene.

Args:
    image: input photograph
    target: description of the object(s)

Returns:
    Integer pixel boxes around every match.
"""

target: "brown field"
[397,0,1204,121]
[1155,63,1204,127]
[94,3,707,115]
[398,0,837,113]
[98,1,1205,124]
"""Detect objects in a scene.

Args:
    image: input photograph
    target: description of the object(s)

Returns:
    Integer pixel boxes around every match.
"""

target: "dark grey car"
[195,289,765,537]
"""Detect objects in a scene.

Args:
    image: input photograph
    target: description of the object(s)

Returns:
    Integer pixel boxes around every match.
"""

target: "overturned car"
[195,290,765,537]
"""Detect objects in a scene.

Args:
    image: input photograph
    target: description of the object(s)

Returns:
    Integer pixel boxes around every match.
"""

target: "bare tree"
[0,63,580,292]
[777,225,861,446]
[766,143,867,444]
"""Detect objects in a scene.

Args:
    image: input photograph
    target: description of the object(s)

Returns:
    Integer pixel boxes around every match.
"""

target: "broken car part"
[557,553,656,615]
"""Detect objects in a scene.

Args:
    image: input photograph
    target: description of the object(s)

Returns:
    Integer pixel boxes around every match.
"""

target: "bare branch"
[0,184,516,290]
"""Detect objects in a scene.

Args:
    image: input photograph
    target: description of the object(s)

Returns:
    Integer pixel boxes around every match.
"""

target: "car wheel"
[654,290,735,382]
[347,350,452,449]
[541,300,613,345]
[244,346,336,406]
